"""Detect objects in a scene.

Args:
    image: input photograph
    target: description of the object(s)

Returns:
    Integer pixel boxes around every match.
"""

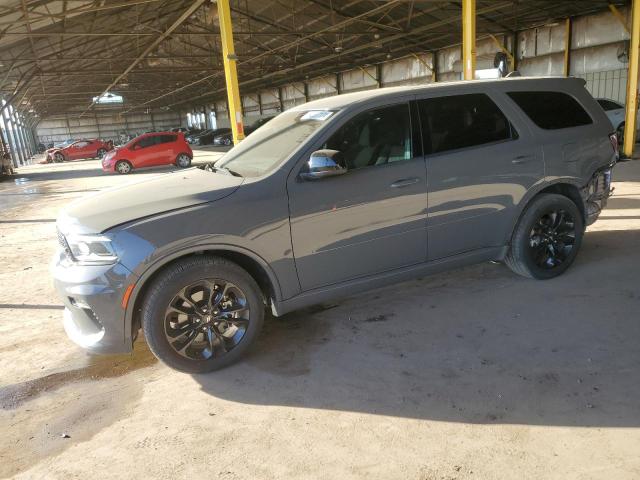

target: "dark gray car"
[52,77,616,372]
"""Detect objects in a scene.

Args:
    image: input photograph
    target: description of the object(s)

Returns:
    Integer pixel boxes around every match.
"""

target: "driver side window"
[324,103,412,170]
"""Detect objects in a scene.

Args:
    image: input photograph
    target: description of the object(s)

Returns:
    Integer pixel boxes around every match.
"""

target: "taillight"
[609,132,619,157]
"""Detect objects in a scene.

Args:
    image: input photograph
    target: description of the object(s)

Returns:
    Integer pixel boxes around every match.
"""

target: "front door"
[287,102,428,291]
[417,92,544,260]
[68,141,91,160]
[132,135,161,167]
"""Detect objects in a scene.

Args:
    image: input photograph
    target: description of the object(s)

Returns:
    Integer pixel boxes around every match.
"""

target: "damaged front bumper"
[582,163,615,225]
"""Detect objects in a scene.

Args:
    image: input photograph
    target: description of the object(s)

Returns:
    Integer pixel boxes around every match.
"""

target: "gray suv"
[53,78,615,372]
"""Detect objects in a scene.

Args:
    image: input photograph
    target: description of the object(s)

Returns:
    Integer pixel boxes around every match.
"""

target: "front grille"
[57,228,73,258]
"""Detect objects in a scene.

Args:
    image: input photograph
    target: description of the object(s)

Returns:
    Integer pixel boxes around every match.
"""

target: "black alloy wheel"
[164,279,250,361]
[528,208,576,269]
[505,193,584,279]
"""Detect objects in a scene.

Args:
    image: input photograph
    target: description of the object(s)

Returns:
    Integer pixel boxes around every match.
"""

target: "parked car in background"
[54,78,615,373]
[186,129,213,144]
[191,128,231,146]
[595,98,640,146]
[47,139,112,163]
[213,117,274,146]
[101,131,193,174]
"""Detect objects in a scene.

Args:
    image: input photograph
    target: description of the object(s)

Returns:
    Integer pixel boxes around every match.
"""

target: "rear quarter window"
[507,91,592,130]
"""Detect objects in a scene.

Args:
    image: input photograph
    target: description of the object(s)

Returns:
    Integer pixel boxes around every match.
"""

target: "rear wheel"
[97,148,107,159]
[115,160,132,174]
[505,193,584,279]
[176,153,191,168]
[141,256,264,373]
[223,137,232,146]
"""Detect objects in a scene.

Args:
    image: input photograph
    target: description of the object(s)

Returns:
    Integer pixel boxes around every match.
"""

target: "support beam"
[624,0,640,157]
[218,0,245,144]
[563,18,572,77]
[462,0,476,80]
[609,3,630,35]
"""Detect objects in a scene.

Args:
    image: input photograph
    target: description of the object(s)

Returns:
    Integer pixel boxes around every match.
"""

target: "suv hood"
[58,168,244,234]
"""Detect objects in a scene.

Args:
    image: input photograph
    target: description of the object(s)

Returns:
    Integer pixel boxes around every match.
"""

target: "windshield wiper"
[200,163,242,177]
[217,166,242,177]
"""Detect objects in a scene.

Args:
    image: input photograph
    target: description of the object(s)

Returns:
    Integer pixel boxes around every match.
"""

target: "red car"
[101,132,193,174]
[47,139,113,163]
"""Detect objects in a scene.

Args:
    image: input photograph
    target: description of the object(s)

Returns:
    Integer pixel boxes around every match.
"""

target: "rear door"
[152,134,178,165]
[418,91,543,260]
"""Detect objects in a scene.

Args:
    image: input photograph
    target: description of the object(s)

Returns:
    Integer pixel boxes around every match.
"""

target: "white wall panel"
[381,53,432,86]
[341,66,378,92]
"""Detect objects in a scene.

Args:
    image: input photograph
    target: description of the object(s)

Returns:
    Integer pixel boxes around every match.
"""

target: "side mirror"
[301,149,347,180]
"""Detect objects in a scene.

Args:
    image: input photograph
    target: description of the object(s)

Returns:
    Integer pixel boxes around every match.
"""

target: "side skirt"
[272,246,508,316]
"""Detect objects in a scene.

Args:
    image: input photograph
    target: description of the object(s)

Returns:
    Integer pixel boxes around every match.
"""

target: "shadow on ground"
[192,228,640,427]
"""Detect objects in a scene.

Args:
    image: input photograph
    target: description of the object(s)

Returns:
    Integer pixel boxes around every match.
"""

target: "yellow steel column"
[624,0,640,157]
[563,18,571,77]
[217,0,244,144]
[462,0,476,80]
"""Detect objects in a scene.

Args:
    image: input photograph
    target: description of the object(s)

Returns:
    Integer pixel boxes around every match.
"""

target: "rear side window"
[156,134,177,144]
[597,99,623,111]
[507,91,592,130]
[418,93,514,154]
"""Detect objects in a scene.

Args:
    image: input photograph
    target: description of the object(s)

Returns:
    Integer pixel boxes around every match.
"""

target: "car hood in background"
[58,168,244,234]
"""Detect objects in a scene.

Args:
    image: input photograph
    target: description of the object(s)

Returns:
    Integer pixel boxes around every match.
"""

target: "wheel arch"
[506,180,585,248]
[125,245,281,342]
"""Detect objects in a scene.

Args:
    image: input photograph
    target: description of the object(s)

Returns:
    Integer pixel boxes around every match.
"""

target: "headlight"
[65,234,118,265]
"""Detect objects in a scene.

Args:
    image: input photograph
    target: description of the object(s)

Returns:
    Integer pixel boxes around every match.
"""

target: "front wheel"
[54,152,65,163]
[505,193,584,279]
[176,153,191,168]
[115,160,132,174]
[97,148,107,159]
[141,256,264,373]
[223,137,232,146]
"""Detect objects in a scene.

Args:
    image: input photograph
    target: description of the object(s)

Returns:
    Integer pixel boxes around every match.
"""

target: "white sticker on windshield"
[300,110,334,121]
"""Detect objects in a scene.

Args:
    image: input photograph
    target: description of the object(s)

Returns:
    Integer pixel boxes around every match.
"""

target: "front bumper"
[101,157,115,172]
[51,250,137,354]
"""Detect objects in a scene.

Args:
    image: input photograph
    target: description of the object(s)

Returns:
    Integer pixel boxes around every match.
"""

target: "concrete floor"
[0,152,639,480]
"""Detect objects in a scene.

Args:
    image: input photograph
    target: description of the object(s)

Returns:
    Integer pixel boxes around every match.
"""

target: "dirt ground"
[0,152,639,480]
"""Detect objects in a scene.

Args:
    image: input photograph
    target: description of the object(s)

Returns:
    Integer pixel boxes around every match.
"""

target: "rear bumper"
[51,250,137,354]
[583,164,614,225]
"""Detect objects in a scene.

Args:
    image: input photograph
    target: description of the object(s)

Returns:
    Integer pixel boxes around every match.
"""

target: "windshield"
[215,110,335,177]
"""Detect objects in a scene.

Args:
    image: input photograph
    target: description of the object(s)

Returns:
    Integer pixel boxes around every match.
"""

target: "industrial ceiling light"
[334,46,343,53]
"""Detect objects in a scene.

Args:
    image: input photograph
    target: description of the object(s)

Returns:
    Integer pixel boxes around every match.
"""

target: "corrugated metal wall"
[36,109,183,144]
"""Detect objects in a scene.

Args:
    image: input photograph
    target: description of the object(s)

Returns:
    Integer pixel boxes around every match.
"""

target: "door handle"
[390,177,420,188]
[512,155,533,164]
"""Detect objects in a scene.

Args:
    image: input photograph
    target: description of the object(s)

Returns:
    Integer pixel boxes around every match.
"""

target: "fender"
[122,242,283,347]
[505,175,592,247]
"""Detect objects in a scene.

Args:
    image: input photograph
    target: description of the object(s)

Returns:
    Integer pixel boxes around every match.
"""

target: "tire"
[115,160,132,174]
[141,256,264,373]
[54,152,65,163]
[97,148,107,159]
[176,153,191,168]
[505,193,584,279]
[223,137,232,146]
